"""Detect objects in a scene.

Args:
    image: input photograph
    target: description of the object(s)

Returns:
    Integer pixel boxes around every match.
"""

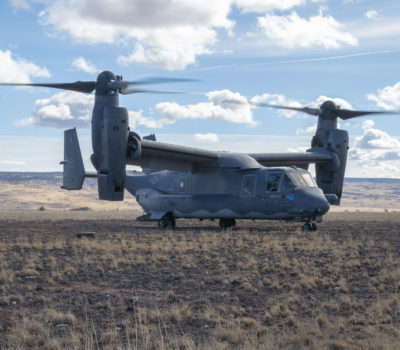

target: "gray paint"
[9,70,383,229]
[58,70,342,229]
[125,167,329,222]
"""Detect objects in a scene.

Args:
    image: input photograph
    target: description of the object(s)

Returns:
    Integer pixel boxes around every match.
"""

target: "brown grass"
[0,210,400,349]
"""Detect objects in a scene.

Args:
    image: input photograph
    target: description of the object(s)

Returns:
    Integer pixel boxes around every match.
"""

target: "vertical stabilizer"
[60,128,85,190]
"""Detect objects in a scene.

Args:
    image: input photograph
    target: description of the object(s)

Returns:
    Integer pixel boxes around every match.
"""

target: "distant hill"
[0,172,138,211]
[0,172,399,211]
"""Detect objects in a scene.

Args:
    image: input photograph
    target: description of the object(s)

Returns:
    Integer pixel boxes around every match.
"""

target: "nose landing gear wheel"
[219,218,236,230]
[302,222,317,232]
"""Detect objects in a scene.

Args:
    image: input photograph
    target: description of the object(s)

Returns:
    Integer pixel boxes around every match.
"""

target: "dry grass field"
[1,173,400,348]
[1,210,400,349]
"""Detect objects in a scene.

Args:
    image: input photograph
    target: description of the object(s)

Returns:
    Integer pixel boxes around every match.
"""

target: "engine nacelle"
[97,106,129,201]
[127,131,142,160]
[315,129,349,204]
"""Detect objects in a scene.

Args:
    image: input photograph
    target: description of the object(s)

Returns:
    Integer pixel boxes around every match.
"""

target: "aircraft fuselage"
[125,166,330,223]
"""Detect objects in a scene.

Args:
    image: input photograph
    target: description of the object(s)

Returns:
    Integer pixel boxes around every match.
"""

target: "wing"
[127,138,334,173]
[249,151,334,169]
[128,140,219,172]
[127,140,263,172]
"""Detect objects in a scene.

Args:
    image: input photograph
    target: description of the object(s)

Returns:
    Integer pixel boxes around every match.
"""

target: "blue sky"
[1,0,400,177]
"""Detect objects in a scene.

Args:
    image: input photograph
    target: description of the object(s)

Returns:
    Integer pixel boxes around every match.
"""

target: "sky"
[1,0,400,178]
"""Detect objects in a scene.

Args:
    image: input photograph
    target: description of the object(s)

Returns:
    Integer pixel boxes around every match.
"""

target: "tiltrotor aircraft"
[1,71,393,231]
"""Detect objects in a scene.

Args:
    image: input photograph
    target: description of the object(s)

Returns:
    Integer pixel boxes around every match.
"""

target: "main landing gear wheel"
[219,218,236,230]
[158,214,176,229]
[302,222,317,232]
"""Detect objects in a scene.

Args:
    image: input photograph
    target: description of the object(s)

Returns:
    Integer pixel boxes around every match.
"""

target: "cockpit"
[266,168,317,193]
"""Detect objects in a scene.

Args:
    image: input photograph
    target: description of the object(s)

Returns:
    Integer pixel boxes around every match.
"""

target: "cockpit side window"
[301,172,317,187]
[281,174,296,191]
[266,171,283,192]
[288,172,307,188]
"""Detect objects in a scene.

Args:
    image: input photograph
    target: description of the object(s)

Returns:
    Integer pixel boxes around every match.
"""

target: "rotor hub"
[320,100,337,110]
[96,70,118,95]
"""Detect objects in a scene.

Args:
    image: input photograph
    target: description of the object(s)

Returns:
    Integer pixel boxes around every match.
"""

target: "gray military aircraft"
[1,71,393,231]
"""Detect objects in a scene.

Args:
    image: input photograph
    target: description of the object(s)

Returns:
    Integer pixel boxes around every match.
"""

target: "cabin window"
[177,177,186,193]
[266,171,283,192]
[241,174,257,196]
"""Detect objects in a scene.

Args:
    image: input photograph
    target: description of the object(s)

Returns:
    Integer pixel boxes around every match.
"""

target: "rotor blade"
[252,102,321,116]
[0,81,96,93]
[120,88,184,95]
[122,77,198,86]
[331,108,396,120]
[223,99,321,116]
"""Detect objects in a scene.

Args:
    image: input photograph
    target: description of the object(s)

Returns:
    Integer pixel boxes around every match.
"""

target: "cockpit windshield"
[288,171,317,188]
[265,169,317,192]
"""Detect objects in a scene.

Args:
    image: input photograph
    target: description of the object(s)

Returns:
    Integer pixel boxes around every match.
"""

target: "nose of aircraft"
[313,195,330,215]
[301,188,330,216]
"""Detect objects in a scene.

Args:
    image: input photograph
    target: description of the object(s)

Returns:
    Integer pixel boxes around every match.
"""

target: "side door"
[241,174,257,197]
[240,174,258,211]
[265,170,284,213]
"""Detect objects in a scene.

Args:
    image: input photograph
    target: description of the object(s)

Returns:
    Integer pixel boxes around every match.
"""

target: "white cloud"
[296,124,317,135]
[257,10,358,49]
[312,96,353,110]
[194,133,219,143]
[0,160,26,165]
[10,89,353,135]
[251,93,303,118]
[349,122,400,176]
[362,119,375,130]
[17,89,257,130]
[354,127,400,150]
[287,146,309,153]
[0,50,51,83]
[16,91,94,129]
[10,0,30,10]
[367,82,400,111]
[38,0,234,70]
[365,10,379,20]
[349,119,400,177]
[128,110,166,129]
[117,28,217,70]
[71,57,98,74]
[155,90,258,127]
[234,0,306,13]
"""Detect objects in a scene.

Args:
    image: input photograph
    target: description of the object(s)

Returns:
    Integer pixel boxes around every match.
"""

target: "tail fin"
[60,128,85,190]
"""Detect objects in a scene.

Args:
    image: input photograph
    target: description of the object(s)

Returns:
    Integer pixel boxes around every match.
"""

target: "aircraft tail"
[60,128,86,190]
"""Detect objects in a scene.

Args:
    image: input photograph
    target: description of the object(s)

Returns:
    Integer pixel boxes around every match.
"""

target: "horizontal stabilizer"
[60,128,85,190]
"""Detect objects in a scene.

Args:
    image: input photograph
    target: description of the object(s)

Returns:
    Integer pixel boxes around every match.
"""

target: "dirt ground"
[0,210,400,349]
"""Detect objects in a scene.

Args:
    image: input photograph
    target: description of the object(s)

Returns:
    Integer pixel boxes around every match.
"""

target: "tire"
[166,217,176,229]
[158,219,167,228]
[219,219,227,229]
[302,223,311,232]
[228,219,236,228]
[219,219,235,229]
[159,214,175,229]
